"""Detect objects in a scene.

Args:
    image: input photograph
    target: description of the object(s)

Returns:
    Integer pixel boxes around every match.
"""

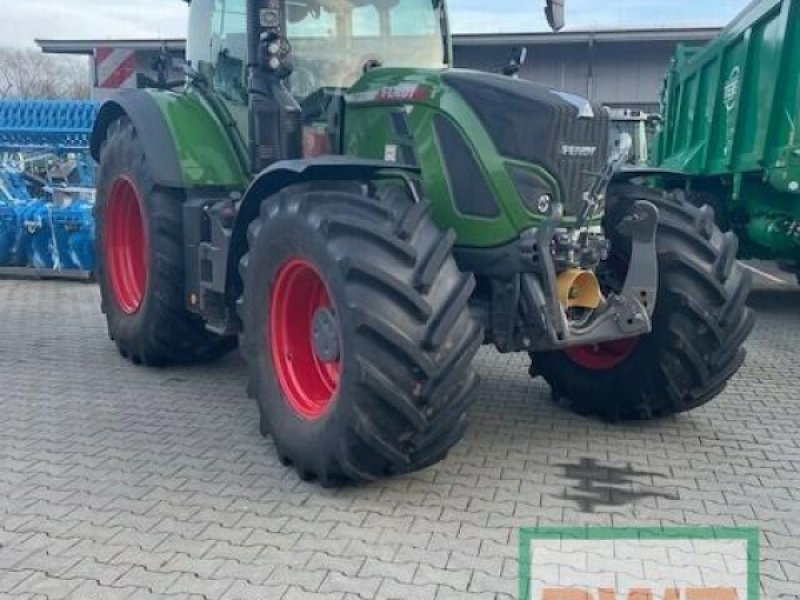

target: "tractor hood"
[441,70,610,216]
[344,68,611,247]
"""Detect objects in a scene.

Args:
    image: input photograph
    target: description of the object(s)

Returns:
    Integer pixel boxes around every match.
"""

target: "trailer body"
[654,0,800,266]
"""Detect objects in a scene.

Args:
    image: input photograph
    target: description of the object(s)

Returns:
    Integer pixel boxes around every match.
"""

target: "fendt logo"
[520,528,759,600]
[561,144,598,158]
[724,66,741,112]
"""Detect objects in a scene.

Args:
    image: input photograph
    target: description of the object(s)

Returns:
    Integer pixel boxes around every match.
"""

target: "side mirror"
[501,47,528,78]
[611,132,634,165]
[545,0,565,31]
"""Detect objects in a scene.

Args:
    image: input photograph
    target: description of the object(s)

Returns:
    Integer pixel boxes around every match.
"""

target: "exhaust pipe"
[557,268,603,309]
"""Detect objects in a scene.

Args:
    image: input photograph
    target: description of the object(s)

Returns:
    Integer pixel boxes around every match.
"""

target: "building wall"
[40,32,713,110]
[92,49,185,100]
[454,39,700,113]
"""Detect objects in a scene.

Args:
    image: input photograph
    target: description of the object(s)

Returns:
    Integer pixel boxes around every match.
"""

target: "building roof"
[36,38,187,55]
[37,27,721,55]
[455,27,722,46]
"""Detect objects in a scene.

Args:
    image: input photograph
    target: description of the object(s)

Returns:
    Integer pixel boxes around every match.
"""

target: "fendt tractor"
[91,0,754,485]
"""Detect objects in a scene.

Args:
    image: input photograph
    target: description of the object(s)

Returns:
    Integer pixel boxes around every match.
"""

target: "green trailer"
[654,0,800,274]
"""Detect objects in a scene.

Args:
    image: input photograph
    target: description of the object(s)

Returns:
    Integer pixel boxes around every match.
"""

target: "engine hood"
[442,70,610,214]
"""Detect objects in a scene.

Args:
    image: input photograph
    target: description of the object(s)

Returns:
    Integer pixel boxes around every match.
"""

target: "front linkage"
[520,196,658,353]
[480,156,660,355]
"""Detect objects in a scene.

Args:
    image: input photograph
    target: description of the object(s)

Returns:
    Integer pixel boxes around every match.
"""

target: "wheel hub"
[312,307,341,363]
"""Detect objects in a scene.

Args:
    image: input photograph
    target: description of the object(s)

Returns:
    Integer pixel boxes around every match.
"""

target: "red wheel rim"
[106,176,148,314]
[565,337,640,370]
[269,259,341,420]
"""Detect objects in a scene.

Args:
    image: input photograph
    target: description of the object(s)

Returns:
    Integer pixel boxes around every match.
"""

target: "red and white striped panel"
[95,47,138,89]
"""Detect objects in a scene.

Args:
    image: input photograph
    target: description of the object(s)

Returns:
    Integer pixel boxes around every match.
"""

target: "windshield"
[287,0,446,99]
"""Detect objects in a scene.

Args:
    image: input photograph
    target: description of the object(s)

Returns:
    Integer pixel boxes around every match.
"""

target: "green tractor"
[91,0,753,485]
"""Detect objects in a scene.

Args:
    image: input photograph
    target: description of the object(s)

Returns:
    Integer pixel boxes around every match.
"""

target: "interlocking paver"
[15,552,81,578]
[0,548,34,571]
[360,557,417,584]
[264,565,328,590]
[63,557,130,586]
[166,573,237,596]
[125,590,204,600]
[65,579,139,600]
[318,572,383,597]
[1,281,799,599]
[395,546,450,569]
[307,552,365,576]
[413,563,472,591]
[203,541,263,563]
[114,565,181,594]
[8,571,80,599]
[0,570,35,593]
[212,559,275,584]
[281,586,346,600]
[377,579,438,600]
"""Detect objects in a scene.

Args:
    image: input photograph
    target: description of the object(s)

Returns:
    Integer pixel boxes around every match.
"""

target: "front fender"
[611,166,690,186]
[226,157,420,296]
[91,89,248,190]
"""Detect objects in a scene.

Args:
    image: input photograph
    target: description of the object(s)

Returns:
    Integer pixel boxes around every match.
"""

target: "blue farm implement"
[0,100,99,280]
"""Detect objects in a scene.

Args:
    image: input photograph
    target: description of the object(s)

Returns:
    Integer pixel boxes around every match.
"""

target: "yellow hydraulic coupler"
[557,269,603,309]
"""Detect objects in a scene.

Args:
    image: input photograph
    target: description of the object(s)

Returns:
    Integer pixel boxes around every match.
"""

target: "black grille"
[443,71,609,215]
[434,115,500,218]
[551,106,610,215]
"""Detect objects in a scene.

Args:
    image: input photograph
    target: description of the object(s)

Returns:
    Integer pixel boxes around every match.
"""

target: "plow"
[0,100,98,279]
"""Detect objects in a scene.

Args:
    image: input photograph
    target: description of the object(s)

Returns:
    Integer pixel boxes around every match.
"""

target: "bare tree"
[0,48,90,100]
[60,56,92,100]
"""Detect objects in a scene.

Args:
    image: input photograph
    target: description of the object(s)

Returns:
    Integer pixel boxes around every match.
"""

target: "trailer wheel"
[238,183,482,485]
[95,117,235,366]
[530,184,754,421]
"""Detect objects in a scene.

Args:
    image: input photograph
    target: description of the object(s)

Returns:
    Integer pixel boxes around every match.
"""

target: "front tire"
[95,117,235,366]
[531,184,755,421]
[238,183,482,485]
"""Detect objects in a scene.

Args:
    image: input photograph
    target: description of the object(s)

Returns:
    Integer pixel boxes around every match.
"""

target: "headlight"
[260,33,293,78]
[507,165,556,216]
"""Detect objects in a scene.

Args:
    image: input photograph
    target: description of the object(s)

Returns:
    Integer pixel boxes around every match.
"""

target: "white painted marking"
[741,263,790,285]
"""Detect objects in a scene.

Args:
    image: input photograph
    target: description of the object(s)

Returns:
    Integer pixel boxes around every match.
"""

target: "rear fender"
[612,166,690,188]
[90,89,248,189]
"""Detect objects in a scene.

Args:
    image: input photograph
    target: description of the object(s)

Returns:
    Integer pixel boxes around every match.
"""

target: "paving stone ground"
[0,279,798,599]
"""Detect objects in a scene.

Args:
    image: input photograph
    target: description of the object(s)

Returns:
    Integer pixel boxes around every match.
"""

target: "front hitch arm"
[521,200,660,352]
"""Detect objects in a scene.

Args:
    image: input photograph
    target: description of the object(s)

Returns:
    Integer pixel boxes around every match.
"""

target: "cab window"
[210,0,248,103]
[287,0,446,99]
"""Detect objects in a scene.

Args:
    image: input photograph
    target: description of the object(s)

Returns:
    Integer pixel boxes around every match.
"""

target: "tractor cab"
[188,0,448,100]
[185,0,563,167]
[285,0,449,99]
[186,0,450,164]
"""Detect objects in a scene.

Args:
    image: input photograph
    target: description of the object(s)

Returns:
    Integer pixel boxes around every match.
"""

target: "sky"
[0,0,753,48]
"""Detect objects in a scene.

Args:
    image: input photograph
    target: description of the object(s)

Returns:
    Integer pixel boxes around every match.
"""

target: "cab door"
[189,0,250,146]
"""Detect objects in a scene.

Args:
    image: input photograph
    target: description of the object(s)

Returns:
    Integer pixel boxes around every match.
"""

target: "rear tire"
[238,183,482,485]
[530,184,754,421]
[95,117,235,366]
